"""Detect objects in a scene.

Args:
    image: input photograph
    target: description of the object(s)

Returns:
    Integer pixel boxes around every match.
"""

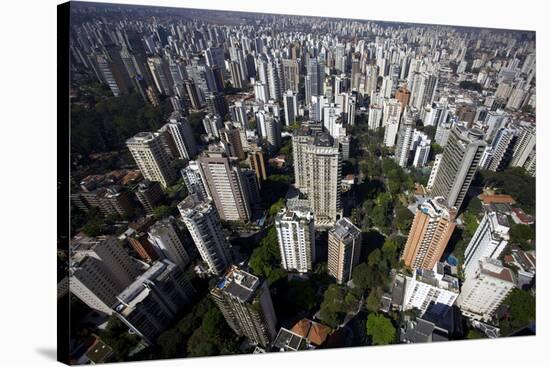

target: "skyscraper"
[126,132,177,188]
[135,180,164,214]
[113,260,195,345]
[167,112,197,160]
[211,266,277,347]
[402,197,457,270]
[247,145,267,184]
[258,113,282,155]
[274,205,316,273]
[410,72,438,111]
[327,217,362,284]
[430,126,487,209]
[306,57,325,101]
[202,113,223,139]
[148,217,191,269]
[510,125,536,167]
[70,236,141,315]
[463,210,510,279]
[487,127,516,171]
[220,123,246,160]
[205,92,229,117]
[292,128,342,227]
[282,58,300,92]
[394,113,415,168]
[198,146,252,222]
[283,90,298,126]
[178,196,232,275]
[457,259,516,322]
[181,161,208,201]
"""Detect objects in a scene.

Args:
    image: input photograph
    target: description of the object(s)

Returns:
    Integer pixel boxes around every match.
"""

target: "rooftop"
[330,217,361,242]
[215,266,260,302]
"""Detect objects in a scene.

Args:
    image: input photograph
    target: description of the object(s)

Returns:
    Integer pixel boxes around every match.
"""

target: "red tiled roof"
[291,319,311,338]
[479,194,516,205]
[307,322,331,346]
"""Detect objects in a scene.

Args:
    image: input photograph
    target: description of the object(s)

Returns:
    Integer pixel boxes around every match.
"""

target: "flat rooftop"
[216,266,260,302]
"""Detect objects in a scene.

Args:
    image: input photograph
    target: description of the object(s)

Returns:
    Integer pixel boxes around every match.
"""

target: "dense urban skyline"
[62,1,536,364]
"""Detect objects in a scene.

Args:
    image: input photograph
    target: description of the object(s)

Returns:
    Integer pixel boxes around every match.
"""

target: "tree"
[366,288,383,312]
[395,205,414,233]
[268,198,285,217]
[500,289,536,334]
[100,316,140,361]
[319,284,346,328]
[153,205,176,220]
[186,328,218,357]
[248,226,285,284]
[509,224,535,250]
[381,238,400,269]
[352,263,370,292]
[466,329,486,339]
[82,218,104,237]
[157,329,184,358]
[366,313,396,345]
[462,212,479,238]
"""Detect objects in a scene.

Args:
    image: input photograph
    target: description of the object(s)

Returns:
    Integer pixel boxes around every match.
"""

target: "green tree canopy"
[366,313,396,345]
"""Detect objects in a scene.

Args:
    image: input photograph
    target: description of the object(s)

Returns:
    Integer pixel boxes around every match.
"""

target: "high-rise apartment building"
[282,58,300,92]
[70,236,141,315]
[410,72,438,111]
[305,57,325,101]
[283,90,298,126]
[247,145,267,184]
[394,113,415,168]
[126,132,177,188]
[211,266,277,347]
[113,260,195,345]
[403,264,460,317]
[166,112,197,160]
[463,210,510,279]
[457,259,515,321]
[178,196,231,275]
[402,197,457,270]
[430,126,487,209]
[202,113,223,139]
[135,180,164,214]
[384,117,400,147]
[148,217,191,269]
[487,127,516,171]
[220,123,246,160]
[181,161,208,202]
[198,147,251,222]
[327,217,362,284]
[274,205,316,273]
[510,125,536,168]
[292,128,342,227]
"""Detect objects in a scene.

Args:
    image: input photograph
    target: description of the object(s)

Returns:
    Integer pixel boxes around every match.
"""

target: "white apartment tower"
[274,206,316,273]
[178,196,232,275]
[403,264,460,317]
[167,112,197,160]
[463,210,510,279]
[126,132,177,188]
[197,146,252,222]
[147,217,191,269]
[457,259,516,321]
